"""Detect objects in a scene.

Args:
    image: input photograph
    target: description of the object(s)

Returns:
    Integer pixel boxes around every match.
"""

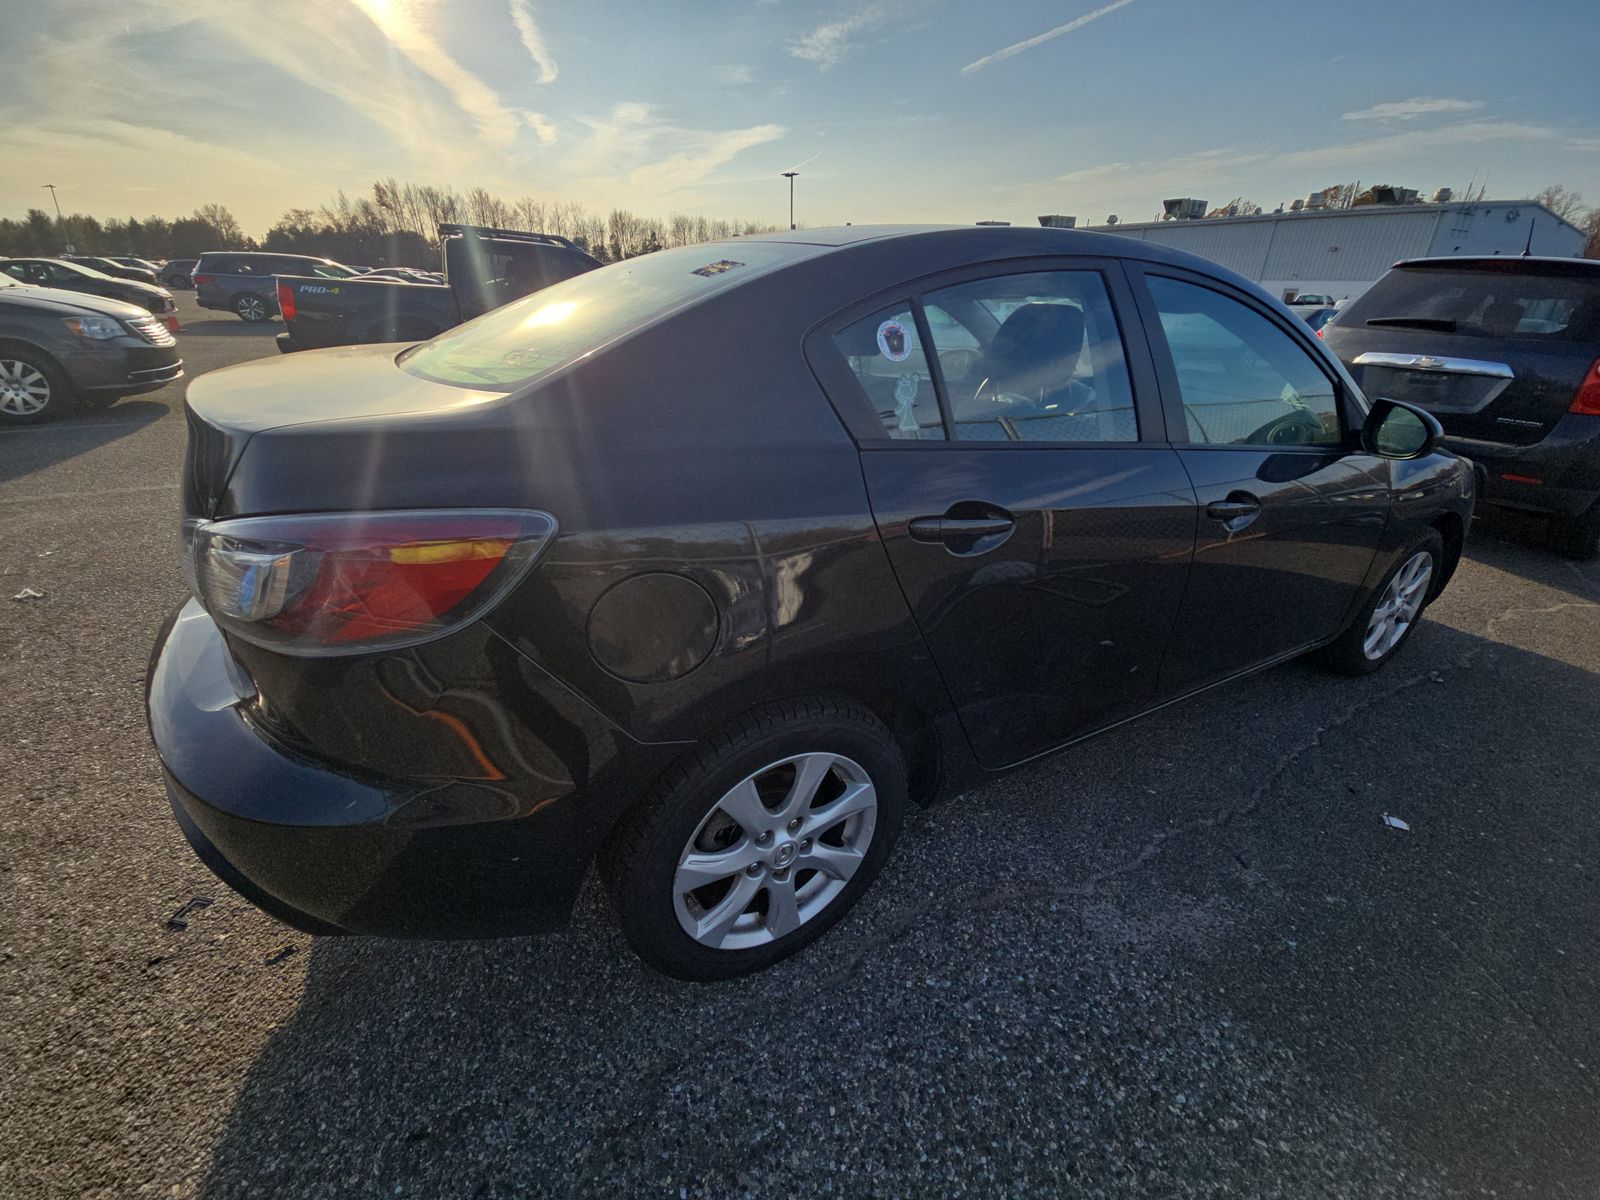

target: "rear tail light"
[1569,357,1600,416]
[192,273,214,286]
[276,282,296,322]
[181,509,556,655]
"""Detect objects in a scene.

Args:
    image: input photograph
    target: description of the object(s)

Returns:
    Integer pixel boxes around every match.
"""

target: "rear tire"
[0,349,73,425]
[605,698,906,981]
[1314,530,1443,676]
[1549,503,1600,562]
[233,292,269,322]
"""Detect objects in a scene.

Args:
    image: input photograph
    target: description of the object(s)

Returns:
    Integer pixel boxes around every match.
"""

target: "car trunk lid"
[1340,330,1593,445]
[181,344,507,519]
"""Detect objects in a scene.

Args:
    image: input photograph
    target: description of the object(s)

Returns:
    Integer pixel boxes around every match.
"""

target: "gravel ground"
[2,293,1597,1198]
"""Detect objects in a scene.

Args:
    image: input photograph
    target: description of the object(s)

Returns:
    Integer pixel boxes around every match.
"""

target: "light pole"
[42,184,73,253]
[781,170,798,230]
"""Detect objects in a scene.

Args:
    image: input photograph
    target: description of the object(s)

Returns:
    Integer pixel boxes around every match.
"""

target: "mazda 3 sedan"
[148,225,1472,979]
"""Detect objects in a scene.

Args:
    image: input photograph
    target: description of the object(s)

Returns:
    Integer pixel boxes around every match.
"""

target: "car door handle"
[1206,494,1262,528]
[908,516,1015,541]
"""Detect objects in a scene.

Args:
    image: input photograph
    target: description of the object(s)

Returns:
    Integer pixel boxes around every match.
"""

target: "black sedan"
[0,275,181,423]
[64,255,160,285]
[2,258,177,326]
[1327,256,1600,558]
[147,226,1472,979]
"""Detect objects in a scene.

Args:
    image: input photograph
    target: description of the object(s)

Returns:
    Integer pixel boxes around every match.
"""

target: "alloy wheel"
[1363,549,1433,660]
[236,295,267,321]
[0,359,52,416]
[673,752,877,951]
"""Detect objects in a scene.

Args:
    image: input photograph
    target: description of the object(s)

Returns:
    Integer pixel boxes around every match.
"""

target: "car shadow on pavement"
[1466,511,1600,603]
[0,399,166,485]
[192,620,1600,1200]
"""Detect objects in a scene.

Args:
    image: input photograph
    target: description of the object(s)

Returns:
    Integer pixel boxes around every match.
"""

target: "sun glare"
[522,300,578,329]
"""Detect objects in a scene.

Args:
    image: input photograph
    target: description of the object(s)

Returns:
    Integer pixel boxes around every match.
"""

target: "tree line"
[0,179,783,267]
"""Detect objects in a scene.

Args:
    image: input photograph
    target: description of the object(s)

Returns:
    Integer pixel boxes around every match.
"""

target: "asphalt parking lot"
[2,292,1598,1199]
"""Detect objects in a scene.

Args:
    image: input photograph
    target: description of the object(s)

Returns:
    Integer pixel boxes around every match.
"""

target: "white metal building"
[1093,201,1586,304]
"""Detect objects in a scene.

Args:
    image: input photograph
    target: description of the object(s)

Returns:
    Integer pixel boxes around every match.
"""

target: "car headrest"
[987,303,1086,395]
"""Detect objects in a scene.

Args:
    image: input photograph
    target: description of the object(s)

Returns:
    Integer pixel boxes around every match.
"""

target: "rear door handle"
[1206,494,1262,529]
[907,516,1015,541]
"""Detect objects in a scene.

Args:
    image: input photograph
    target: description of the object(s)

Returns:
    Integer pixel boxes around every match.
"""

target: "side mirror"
[1362,398,1441,460]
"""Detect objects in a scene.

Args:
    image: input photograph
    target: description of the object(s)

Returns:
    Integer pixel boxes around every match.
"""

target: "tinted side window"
[832,303,945,440]
[923,270,1137,443]
[1149,276,1341,447]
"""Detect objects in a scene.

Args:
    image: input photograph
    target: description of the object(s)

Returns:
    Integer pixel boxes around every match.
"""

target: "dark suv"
[193,252,357,321]
[1327,257,1600,558]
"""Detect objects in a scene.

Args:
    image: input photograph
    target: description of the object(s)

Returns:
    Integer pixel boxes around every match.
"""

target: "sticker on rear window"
[691,259,744,278]
[877,319,911,362]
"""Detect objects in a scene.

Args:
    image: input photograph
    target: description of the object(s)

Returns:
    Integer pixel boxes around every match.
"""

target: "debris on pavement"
[12,587,45,602]
[265,945,299,966]
[1381,813,1411,832]
[165,897,214,931]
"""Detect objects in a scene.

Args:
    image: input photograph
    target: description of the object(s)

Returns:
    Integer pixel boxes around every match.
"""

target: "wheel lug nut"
[774,867,790,882]
[756,831,773,846]
[800,839,811,851]
[786,819,801,834]
[746,862,763,876]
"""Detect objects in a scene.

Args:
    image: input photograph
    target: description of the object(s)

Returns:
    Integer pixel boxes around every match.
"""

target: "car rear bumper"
[147,601,683,938]
[1444,414,1600,518]
[275,332,301,354]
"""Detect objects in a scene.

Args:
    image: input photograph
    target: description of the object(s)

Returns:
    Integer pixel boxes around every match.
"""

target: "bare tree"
[1583,208,1600,260]
[1529,184,1586,222]
[193,203,247,248]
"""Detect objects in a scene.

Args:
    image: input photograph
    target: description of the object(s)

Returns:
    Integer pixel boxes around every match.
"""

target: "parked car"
[1301,306,1340,335]
[192,251,358,322]
[63,255,159,285]
[1287,291,1336,307]
[158,259,198,290]
[1,258,178,326]
[274,225,600,352]
[1326,256,1600,558]
[0,274,181,424]
[148,225,1470,980]
[109,256,162,275]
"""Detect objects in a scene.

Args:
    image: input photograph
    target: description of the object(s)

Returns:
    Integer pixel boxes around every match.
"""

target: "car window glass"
[1149,276,1341,447]
[46,263,82,284]
[1341,267,1600,342]
[401,241,820,391]
[1,263,28,282]
[923,270,1137,443]
[308,263,350,278]
[832,303,945,440]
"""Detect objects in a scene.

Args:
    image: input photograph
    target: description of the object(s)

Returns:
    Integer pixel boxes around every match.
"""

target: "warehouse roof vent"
[1037,215,1077,228]
[1161,198,1208,221]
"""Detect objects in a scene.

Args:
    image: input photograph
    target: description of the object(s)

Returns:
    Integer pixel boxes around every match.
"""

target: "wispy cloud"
[789,1,901,70]
[566,103,785,202]
[509,0,558,84]
[1281,119,1553,167]
[1342,96,1484,122]
[962,0,1138,74]
[350,0,524,147]
[714,64,756,85]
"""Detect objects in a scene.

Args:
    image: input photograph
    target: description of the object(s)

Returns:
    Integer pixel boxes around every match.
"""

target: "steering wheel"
[1253,409,1326,446]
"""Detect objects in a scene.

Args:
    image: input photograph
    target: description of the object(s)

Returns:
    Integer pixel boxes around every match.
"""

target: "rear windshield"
[399,242,816,391]
[1342,266,1600,342]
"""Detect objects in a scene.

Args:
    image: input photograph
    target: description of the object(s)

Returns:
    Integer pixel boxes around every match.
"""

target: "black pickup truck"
[274,224,601,353]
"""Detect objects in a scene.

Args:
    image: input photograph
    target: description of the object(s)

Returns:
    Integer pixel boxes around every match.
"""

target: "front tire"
[233,292,269,322]
[0,351,73,425]
[1314,530,1443,676]
[606,698,906,981]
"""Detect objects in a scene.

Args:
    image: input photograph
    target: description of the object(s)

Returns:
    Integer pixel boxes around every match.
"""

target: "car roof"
[723,223,1257,281]
[1391,255,1600,277]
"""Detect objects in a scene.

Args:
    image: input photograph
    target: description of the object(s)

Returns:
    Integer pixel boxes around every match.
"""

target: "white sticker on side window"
[876,319,912,363]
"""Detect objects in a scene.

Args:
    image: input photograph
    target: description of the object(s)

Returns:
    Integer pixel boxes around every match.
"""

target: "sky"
[2,0,1597,236]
